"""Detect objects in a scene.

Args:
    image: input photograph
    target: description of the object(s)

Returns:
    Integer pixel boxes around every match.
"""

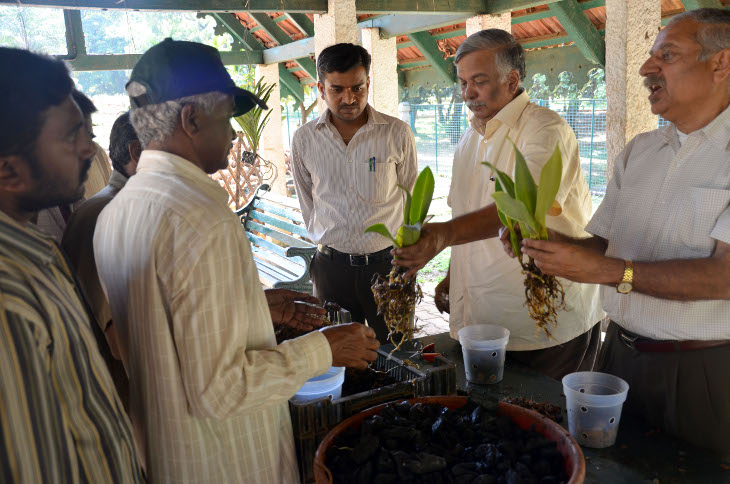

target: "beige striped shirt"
[94,150,333,483]
[290,105,419,254]
[587,105,730,340]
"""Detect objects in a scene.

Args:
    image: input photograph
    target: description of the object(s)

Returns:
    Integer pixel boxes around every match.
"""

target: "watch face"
[617,282,632,294]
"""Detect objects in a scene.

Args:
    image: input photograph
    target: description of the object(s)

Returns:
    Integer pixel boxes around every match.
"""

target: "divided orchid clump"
[364,167,435,350]
[483,143,566,339]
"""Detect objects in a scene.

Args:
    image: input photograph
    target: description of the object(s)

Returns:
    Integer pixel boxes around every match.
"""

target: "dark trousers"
[598,321,730,457]
[310,250,393,342]
[507,322,602,380]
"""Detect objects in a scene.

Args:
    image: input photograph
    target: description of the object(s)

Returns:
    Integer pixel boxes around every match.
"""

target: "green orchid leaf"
[365,223,398,247]
[398,184,412,226]
[493,177,510,227]
[395,224,421,248]
[511,141,538,218]
[483,162,516,198]
[409,167,435,225]
[492,192,539,235]
[534,143,563,228]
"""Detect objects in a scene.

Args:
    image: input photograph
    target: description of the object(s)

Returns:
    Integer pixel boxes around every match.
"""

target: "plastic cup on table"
[458,324,510,384]
[562,371,630,448]
[291,366,346,403]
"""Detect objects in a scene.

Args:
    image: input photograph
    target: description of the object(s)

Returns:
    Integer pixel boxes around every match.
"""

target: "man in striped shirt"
[94,39,379,483]
[290,43,419,342]
[0,48,144,482]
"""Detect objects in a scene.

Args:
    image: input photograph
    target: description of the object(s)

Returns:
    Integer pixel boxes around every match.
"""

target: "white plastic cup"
[458,325,510,384]
[562,371,630,448]
[291,366,346,404]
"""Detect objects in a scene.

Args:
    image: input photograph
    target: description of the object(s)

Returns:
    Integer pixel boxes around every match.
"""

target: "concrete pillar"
[255,63,287,196]
[465,13,511,37]
[362,27,398,117]
[313,0,357,112]
[605,0,660,176]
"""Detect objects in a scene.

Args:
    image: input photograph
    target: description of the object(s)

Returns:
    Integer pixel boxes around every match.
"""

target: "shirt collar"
[661,104,730,152]
[108,170,129,191]
[469,90,530,136]
[136,150,230,206]
[0,209,56,266]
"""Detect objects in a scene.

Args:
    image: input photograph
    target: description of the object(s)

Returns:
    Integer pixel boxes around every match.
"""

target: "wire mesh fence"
[282,99,671,205]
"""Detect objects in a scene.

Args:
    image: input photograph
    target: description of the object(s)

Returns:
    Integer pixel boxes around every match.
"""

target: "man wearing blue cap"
[95,39,380,483]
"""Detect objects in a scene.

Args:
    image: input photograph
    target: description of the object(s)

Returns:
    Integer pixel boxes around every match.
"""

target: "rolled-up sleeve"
[586,138,632,239]
[398,126,419,191]
[290,132,315,227]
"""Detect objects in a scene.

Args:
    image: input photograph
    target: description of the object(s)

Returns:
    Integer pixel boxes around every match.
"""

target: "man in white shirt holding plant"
[393,29,604,380]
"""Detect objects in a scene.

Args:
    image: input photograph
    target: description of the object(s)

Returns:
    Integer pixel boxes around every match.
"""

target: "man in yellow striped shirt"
[0,48,144,482]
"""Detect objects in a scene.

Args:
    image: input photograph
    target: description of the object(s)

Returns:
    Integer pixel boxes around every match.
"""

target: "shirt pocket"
[355,157,397,204]
[673,187,730,255]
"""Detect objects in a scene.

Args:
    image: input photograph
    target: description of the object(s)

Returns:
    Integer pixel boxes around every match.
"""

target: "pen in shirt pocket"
[368,157,376,172]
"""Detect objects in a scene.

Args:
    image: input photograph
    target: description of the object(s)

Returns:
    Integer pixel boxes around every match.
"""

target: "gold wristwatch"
[617,260,634,294]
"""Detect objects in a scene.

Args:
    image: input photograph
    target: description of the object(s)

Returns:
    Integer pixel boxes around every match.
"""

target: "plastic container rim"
[562,371,629,407]
[458,324,510,350]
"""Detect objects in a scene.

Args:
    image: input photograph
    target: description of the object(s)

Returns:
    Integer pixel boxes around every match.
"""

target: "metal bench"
[236,184,315,294]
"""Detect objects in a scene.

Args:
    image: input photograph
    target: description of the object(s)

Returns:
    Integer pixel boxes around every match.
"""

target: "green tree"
[580,68,606,99]
[527,73,551,102]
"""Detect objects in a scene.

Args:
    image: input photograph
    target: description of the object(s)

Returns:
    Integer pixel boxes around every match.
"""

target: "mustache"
[643,75,666,90]
[338,103,359,109]
[466,100,487,109]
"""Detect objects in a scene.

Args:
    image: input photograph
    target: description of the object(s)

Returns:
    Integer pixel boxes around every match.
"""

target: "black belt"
[615,324,730,353]
[317,245,392,267]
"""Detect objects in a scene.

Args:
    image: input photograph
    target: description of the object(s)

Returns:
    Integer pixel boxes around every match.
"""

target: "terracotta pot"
[313,395,585,484]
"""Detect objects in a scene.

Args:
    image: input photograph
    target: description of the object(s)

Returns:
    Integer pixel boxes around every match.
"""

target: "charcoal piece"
[405,452,447,474]
[372,473,398,484]
[354,461,373,484]
[473,474,498,484]
[352,434,380,464]
[451,462,479,476]
[325,399,568,484]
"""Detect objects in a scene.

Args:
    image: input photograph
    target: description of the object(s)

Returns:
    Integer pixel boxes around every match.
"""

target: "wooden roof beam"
[250,13,317,80]
[407,31,455,83]
[1,0,327,13]
[355,0,561,14]
[682,0,723,8]
[548,0,605,66]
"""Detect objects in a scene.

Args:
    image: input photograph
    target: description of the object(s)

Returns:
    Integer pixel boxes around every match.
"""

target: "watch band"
[622,260,634,285]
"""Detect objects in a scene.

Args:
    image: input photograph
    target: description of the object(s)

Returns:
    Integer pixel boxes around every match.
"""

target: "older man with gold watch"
[512,9,730,456]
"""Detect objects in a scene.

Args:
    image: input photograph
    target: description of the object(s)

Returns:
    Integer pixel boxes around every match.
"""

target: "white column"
[313,0,357,111]
[362,27,398,117]
[465,13,511,37]
[605,0,660,176]
[255,63,287,196]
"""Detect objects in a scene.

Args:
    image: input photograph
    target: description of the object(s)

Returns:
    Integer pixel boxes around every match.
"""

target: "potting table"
[403,332,730,484]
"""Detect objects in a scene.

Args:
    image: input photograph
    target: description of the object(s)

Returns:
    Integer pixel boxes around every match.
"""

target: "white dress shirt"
[94,150,332,483]
[448,91,605,350]
[587,105,730,341]
[290,105,418,254]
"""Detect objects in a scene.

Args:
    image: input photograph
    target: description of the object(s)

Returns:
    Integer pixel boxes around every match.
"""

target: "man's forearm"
[633,257,730,301]
[443,204,502,247]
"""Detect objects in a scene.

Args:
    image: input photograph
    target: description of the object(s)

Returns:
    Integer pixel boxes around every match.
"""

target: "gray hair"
[666,8,730,61]
[127,82,230,147]
[454,29,526,83]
